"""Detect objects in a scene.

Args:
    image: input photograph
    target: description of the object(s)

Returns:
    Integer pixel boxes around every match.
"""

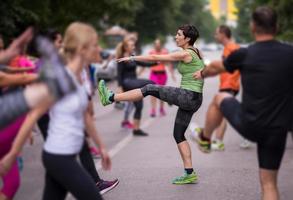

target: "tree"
[0,0,218,44]
[174,0,217,42]
[235,0,293,42]
[0,0,143,42]
[126,0,217,43]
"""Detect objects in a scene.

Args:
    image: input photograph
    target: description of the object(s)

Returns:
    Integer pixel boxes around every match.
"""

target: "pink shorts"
[0,116,25,199]
[149,71,167,85]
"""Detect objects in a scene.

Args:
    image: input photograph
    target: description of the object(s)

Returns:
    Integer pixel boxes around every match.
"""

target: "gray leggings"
[124,102,134,121]
[0,90,29,129]
[141,84,202,143]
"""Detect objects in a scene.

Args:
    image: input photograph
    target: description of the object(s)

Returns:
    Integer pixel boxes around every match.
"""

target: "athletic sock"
[185,168,194,175]
[109,93,114,102]
[200,131,211,142]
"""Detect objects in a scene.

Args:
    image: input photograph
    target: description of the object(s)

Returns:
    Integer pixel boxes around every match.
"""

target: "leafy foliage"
[235,0,293,42]
[0,0,217,44]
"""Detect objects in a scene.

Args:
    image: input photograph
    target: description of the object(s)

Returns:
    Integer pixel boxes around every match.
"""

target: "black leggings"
[37,114,101,183]
[42,151,102,200]
[141,84,202,143]
[122,78,154,120]
[220,97,288,170]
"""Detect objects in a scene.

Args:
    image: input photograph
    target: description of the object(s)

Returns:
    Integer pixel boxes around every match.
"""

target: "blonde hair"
[62,22,97,60]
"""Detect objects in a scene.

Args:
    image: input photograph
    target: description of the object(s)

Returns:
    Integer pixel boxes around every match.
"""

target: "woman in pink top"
[149,39,175,117]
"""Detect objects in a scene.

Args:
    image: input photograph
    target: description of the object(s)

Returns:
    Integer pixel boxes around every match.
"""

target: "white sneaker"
[211,140,225,151]
[189,122,202,141]
[240,139,251,149]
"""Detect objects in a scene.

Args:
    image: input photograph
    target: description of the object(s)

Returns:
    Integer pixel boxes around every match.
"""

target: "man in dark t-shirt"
[193,6,293,200]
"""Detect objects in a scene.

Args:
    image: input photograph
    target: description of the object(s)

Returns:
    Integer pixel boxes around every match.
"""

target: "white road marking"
[94,118,155,170]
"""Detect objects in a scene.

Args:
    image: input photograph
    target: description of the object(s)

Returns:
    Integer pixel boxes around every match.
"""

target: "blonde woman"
[0,22,111,200]
[115,38,157,136]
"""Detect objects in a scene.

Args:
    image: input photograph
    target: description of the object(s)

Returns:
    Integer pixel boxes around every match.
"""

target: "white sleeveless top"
[44,69,89,155]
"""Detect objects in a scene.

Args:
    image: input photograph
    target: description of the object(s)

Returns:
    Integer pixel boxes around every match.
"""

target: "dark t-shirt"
[117,61,157,87]
[223,40,293,129]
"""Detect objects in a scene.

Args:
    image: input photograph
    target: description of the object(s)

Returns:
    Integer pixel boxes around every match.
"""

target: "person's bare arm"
[4,66,35,73]
[117,50,191,63]
[84,102,111,170]
[0,28,33,64]
[0,104,49,176]
[193,60,226,79]
[0,71,38,87]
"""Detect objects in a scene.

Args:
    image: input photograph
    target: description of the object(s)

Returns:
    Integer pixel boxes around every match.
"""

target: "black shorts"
[219,88,239,96]
[220,97,288,170]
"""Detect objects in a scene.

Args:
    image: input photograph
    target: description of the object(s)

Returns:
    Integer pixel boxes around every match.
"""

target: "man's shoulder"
[278,41,293,50]
[223,42,241,56]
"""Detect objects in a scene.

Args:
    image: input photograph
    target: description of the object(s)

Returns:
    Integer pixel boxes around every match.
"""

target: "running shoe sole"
[100,180,119,195]
[172,179,198,185]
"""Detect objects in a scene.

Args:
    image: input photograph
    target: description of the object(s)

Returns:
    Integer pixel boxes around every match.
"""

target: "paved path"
[9,50,293,200]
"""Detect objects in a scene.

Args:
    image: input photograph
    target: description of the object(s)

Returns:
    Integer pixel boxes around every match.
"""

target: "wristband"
[130,56,135,62]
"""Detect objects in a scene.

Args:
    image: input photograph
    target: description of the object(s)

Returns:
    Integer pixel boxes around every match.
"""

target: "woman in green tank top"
[98,24,204,185]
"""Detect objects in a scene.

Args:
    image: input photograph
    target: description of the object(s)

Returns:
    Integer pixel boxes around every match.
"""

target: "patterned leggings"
[141,84,202,143]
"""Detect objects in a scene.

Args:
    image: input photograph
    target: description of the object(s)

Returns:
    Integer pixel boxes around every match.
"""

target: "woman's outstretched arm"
[117,50,191,63]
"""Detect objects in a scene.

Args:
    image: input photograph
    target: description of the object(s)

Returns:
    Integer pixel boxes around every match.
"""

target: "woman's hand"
[0,153,17,176]
[117,57,131,63]
[100,148,111,170]
[193,69,204,80]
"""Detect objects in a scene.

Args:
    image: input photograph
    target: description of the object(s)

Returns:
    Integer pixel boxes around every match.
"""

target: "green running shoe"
[98,80,114,106]
[191,126,211,153]
[172,171,198,185]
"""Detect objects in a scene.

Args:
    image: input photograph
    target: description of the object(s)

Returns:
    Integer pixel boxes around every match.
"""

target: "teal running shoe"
[98,80,114,106]
[172,171,198,185]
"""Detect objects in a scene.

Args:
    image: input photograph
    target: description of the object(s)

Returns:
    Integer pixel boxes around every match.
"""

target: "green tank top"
[177,49,204,93]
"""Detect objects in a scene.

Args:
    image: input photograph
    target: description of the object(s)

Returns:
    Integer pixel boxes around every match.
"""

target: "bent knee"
[214,92,233,107]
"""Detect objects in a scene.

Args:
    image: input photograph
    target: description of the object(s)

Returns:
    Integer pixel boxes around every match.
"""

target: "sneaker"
[189,123,211,153]
[36,36,76,99]
[172,171,198,185]
[211,140,225,151]
[98,80,114,106]
[90,147,101,159]
[189,122,201,140]
[150,109,156,118]
[133,129,148,136]
[159,108,166,116]
[96,179,119,195]
[240,139,251,149]
[121,120,134,129]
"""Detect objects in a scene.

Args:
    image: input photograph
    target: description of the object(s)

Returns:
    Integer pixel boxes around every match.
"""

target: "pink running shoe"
[150,109,156,117]
[121,120,134,129]
[90,147,101,159]
[160,108,166,116]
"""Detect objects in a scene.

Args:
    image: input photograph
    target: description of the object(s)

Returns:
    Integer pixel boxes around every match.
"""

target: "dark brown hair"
[178,24,199,45]
[252,6,277,34]
[218,25,231,38]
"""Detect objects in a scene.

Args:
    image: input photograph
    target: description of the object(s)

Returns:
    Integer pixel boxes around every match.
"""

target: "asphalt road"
[8,50,293,200]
